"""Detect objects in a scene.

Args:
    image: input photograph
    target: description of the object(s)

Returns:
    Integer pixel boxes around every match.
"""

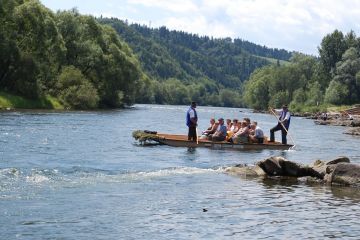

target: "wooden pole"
[196,127,199,144]
[269,108,296,148]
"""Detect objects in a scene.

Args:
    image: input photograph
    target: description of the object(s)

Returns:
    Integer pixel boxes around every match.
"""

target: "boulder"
[344,127,360,136]
[256,156,284,175]
[310,157,350,178]
[326,156,350,165]
[226,156,360,188]
[225,164,266,177]
[350,120,360,127]
[310,159,327,177]
[257,156,322,178]
[324,163,360,186]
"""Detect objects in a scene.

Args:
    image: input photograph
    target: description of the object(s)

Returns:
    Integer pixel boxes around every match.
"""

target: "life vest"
[186,107,197,127]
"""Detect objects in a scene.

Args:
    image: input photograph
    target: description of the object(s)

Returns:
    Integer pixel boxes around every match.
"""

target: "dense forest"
[0,0,145,109]
[243,30,360,111]
[99,18,293,106]
[2,0,357,111]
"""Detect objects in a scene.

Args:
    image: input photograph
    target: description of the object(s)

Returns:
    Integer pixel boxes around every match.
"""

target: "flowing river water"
[1,104,360,239]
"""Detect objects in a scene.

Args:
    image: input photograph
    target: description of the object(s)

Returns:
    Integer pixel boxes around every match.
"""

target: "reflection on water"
[1,104,360,239]
[331,186,360,201]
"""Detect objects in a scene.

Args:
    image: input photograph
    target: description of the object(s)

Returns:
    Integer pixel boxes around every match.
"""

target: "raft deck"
[133,131,293,151]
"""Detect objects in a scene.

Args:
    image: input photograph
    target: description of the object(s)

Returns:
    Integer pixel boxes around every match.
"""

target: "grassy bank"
[289,103,358,114]
[0,91,63,110]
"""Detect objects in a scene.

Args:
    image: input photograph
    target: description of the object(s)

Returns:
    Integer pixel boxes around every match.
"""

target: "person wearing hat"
[269,104,291,144]
[208,118,227,141]
[186,101,198,141]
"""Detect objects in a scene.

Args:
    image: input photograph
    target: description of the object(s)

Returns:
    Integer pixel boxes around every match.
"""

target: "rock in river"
[226,156,360,188]
[324,163,360,186]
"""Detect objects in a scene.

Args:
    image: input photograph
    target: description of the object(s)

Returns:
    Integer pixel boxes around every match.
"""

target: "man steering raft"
[269,104,291,144]
[186,101,198,141]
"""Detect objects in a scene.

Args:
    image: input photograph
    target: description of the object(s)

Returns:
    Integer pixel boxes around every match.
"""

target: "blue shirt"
[186,107,197,127]
[217,124,227,137]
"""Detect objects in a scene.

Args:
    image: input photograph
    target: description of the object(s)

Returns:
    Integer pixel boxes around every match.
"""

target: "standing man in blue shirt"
[186,101,198,141]
[270,104,291,144]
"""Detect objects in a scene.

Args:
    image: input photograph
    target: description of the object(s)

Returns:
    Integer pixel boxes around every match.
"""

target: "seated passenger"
[243,117,251,129]
[231,121,250,143]
[200,118,218,139]
[226,119,232,131]
[227,119,239,139]
[208,118,227,141]
[249,121,264,143]
[230,119,239,133]
[202,118,216,135]
[234,121,242,133]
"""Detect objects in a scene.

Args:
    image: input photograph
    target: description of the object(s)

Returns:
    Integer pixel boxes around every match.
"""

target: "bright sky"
[40,0,360,55]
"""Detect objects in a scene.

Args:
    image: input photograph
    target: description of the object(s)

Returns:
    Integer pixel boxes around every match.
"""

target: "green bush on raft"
[132,130,160,143]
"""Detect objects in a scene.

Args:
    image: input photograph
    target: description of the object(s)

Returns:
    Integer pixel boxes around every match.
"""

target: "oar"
[269,108,296,148]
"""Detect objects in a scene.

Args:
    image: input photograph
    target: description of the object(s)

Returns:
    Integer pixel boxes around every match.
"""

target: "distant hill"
[98,18,293,89]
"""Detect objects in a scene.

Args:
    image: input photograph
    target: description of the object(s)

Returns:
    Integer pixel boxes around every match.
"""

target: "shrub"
[56,66,99,109]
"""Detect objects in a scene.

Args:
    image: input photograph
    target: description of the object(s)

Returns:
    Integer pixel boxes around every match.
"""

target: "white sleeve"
[189,109,195,118]
[284,111,290,120]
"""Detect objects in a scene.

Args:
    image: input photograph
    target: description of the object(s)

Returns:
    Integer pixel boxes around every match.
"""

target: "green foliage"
[289,103,327,113]
[0,1,144,109]
[56,66,99,109]
[3,2,359,111]
[324,80,349,105]
[98,18,295,107]
[244,30,360,112]
[306,81,323,106]
[104,18,285,88]
[243,67,272,109]
[318,30,347,74]
[269,91,290,109]
[0,91,63,109]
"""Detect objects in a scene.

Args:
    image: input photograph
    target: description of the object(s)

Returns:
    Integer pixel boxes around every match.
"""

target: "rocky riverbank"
[226,156,360,187]
[314,116,360,127]
[315,115,360,136]
[344,127,360,135]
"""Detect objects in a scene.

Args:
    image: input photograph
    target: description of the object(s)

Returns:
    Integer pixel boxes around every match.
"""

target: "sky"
[40,0,360,55]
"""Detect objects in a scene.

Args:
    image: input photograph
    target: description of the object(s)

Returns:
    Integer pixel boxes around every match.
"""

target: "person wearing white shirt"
[249,121,264,143]
[186,102,198,141]
[270,105,291,144]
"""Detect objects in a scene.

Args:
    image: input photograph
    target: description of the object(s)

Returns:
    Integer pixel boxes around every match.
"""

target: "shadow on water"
[260,176,302,188]
[246,174,360,202]
[330,185,360,202]
[187,147,197,154]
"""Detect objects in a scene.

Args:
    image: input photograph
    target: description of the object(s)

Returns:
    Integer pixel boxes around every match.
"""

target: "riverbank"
[0,91,63,110]
[310,106,360,135]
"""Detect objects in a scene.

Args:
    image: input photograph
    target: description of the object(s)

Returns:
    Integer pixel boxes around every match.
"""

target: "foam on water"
[0,166,225,189]
[26,174,50,183]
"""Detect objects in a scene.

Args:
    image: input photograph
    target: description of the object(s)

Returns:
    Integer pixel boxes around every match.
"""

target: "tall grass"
[0,91,63,110]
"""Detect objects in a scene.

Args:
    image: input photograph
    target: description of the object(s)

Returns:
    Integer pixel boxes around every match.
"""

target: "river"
[1,104,360,239]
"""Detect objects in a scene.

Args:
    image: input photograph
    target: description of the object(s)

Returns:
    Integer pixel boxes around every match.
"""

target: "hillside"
[0,0,295,109]
[99,18,293,90]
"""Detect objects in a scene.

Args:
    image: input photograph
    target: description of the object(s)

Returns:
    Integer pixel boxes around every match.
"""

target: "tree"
[326,47,360,104]
[324,80,349,104]
[243,67,272,109]
[56,66,99,109]
[318,30,347,74]
[306,81,323,106]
